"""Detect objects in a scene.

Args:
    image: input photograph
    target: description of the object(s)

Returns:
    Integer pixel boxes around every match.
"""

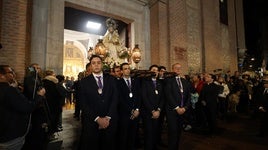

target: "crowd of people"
[0,56,268,150]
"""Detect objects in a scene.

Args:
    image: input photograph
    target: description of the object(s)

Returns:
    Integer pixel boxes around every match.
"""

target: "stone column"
[31,0,49,69]
[31,0,64,74]
[168,0,188,73]
[46,0,65,74]
[150,0,169,69]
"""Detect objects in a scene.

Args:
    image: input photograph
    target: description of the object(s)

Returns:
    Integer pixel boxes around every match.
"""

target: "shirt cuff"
[174,106,180,110]
[105,116,111,120]
[94,116,100,122]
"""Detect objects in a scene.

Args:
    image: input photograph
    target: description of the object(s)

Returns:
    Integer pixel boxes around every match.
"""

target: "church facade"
[0,0,245,81]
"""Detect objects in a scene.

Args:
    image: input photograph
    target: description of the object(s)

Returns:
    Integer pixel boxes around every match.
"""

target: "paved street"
[55,105,268,150]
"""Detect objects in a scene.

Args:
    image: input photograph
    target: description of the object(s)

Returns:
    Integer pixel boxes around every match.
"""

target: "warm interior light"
[86,21,101,30]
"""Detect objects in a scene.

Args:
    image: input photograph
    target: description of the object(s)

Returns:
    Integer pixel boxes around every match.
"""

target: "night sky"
[243,0,267,56]
[243,0,268,69]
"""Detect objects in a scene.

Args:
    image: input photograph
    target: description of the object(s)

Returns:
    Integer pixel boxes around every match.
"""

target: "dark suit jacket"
[0,82,42,143]
[79,73,119,124]
[255,86,268,112]
[199,82,223,110]
[165,77,191,111]
[23,73,43,101]
[116,77,141,150]
[141,77,164,114]
[117,77,141,117]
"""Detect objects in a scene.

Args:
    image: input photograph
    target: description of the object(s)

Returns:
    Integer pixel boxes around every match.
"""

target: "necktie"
[152,79,157,89]
[177,77,184,106]
[126,79,131,90]
[177,78,183,92]
[96,76,103,89]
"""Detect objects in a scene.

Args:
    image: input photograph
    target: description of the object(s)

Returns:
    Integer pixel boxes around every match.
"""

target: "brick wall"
[0,0,2,42]
[150,0,239,74]
[0,0,32,82]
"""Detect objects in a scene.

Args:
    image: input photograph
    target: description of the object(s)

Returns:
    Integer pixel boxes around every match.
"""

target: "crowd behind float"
[0,57,267,150]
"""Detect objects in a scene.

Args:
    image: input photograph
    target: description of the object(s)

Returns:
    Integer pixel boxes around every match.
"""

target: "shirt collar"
[93,72,103,79]
[123,77,131,81]
[175,76,181,79]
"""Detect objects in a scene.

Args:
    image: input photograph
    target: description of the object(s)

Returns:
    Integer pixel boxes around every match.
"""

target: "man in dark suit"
[141,65,164,150]
[22,63,49,150]
[256,74,268,137]
[0,65,45,149]
[79,55,119,150]
[165,63,191,150]
[199,73,223,135]
[117,63,141,150]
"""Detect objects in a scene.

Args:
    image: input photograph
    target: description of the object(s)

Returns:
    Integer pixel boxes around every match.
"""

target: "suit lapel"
[88,75,98,89]
[102,74,109,93]
[173,78,180,92]
[121,78,132,92]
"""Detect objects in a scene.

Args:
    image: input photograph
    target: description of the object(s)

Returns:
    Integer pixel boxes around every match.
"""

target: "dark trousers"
[142,114,160,150]
[22,125,48,150]
[259,112,268,137]
[117,115,139,150]
[218,97,227,119]
[157,109,166,143]
[205,106,217,134]
[74,98,81,118]
[237,93,249,113]
[79,119,117,150]
[195,103,207,128]
[166,110,183,150]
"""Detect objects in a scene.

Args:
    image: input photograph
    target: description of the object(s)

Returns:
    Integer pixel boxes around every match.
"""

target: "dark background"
[243,0,268,70]
[64,7,127,36]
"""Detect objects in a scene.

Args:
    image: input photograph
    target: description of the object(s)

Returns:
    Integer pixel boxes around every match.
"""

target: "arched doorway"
[63,39,88,79]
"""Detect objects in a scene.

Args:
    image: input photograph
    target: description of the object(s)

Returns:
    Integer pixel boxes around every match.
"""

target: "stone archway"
[30,0,150,75]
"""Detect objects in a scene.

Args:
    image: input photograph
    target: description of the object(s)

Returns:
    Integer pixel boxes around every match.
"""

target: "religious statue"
[102,18,129,67]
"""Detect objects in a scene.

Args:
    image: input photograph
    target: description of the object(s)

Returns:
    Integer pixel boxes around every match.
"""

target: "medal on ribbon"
[129,92,133,98]
[98,88,102,94]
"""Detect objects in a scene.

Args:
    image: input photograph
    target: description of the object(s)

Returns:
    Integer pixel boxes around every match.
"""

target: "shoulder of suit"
[117,78,125,82]
[80,74,93,81]
[132,77,140,82]
[104,73,118,81]
[165,76,176,81]
[103,73,113,77]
